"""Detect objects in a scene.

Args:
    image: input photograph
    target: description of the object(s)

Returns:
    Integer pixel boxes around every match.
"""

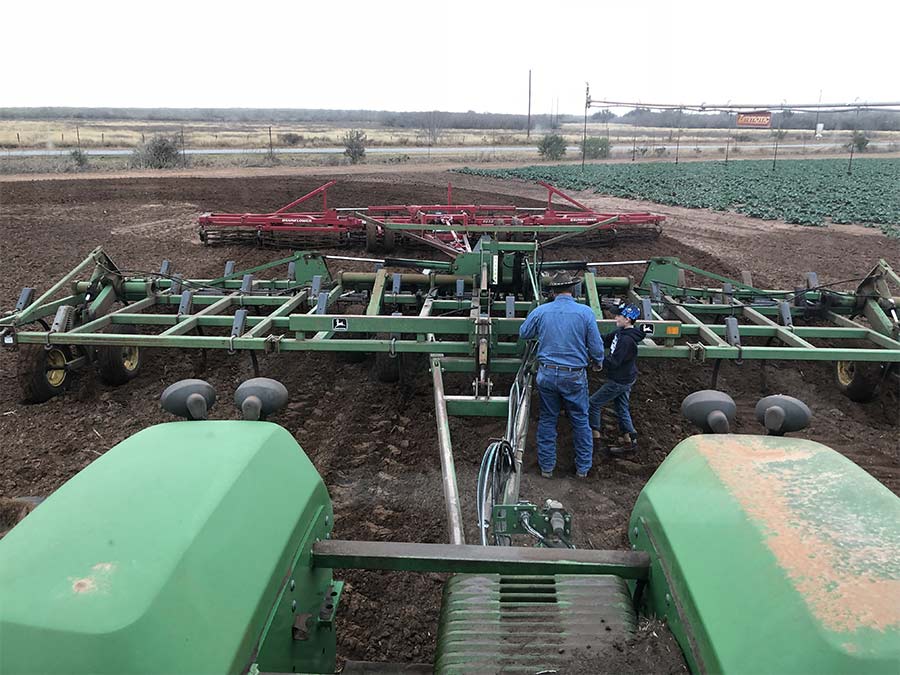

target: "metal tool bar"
[1,294,87,326]
[14,325,899,362]
[12,248,104,325]
[586,259,650,267]
[69,295,157,334]
[439,357,522,373]
[200,251,305,287]
[827,311,900,350]
[431,357,466,545]
[583,272,603,319]
[445,396,510,417]
[244,293,308,338]
[540,216,619,247]
[740,305,817,349]
[377,222,624,233]
[159,293,237,336]
[664,295,730,347]
[365,269,387,316]
[339,272,468,287]
[311,540,650,579]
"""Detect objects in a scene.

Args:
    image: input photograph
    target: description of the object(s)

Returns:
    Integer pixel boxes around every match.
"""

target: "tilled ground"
[0,171,897,672]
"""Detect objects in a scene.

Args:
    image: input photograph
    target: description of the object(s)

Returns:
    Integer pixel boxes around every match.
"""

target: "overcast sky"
[3,0,897,114]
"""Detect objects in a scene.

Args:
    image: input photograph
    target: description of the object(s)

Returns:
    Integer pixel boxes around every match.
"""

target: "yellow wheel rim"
[122,346,140,372]
[45,349,67,388]
[836,361,855,386]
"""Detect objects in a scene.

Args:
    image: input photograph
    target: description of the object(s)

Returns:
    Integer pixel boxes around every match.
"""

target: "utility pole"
[813,89,822,137]
[772,104,785,170]
[582,83,590,170]
[848,104,861,175]
[527,70,532,140]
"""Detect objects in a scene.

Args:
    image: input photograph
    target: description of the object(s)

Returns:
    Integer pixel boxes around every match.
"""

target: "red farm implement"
[197,181,665,255]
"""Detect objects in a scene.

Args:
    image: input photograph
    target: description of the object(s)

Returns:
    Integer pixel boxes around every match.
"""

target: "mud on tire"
[834,360,883,403]
[18,345,70,404]
[96,324,142,385]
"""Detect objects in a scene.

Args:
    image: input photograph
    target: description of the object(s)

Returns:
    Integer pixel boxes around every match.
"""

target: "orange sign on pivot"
[737,111,772,128]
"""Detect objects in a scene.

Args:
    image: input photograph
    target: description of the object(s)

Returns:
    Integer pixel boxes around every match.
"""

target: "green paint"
[630,434,900,674]
[0,421,336,674]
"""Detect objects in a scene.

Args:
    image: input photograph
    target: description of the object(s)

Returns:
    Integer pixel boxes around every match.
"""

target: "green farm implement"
[2,241,898,405]
[1,241,899,673]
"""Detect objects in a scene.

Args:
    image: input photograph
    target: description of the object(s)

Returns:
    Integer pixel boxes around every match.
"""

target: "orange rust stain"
[69,562,116,595]
[71,578,96,594]
[695,435,900,634]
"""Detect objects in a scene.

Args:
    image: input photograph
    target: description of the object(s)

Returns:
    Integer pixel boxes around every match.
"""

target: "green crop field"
[458,159,900,235]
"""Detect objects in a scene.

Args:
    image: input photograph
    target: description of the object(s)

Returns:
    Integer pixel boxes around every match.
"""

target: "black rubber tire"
[374,352,402,383]
[834,361,882,403]
[18,345,69,403]
[383,227,396,253]
[336,332,369,363]
[96,324,142,386]
[365,222,378,253]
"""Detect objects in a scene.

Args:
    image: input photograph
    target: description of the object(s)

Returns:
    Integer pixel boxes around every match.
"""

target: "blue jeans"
[535,366,593,474]
[589,379,636,436]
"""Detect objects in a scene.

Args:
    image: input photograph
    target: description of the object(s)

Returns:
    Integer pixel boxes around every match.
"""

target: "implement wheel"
[18,345,70,403]
[374,352,402,383]
[834,361,881,403]
[96,325,142,386]
[365,222,378,253]
[383,226,396,253]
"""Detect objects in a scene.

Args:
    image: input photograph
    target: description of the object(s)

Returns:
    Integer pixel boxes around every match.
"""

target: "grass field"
[458,158,900,235]
[2,118,899,152]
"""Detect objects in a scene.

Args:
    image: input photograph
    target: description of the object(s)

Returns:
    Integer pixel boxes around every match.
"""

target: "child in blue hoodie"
[589,303,643,454]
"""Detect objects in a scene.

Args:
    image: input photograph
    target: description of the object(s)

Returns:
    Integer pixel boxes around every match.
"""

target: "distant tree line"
[592,107,900,131]
[3,106,896,131]
[0,107,573,131]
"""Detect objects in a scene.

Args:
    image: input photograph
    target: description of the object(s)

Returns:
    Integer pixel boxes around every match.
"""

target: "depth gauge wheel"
[18,345,70,403]
[96,325,142,386]
[834,360,882,403]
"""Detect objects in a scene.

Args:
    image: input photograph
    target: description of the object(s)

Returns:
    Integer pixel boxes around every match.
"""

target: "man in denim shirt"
[519,272,605,478]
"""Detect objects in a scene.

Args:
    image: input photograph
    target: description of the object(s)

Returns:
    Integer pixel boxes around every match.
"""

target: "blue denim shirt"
[519,295,604,368]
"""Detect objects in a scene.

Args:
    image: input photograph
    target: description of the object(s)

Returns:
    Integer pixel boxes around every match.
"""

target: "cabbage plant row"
[457,159,900,236]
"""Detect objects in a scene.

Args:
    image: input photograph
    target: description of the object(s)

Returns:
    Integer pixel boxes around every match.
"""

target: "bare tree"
[420,110,443,145]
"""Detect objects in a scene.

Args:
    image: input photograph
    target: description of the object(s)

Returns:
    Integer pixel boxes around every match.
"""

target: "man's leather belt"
[539,363,586,372]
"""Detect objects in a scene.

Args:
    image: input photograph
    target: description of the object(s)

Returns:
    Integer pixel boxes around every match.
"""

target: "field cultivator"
[2,242,899,673]
[197,180,666,254]
[2,242,898,406]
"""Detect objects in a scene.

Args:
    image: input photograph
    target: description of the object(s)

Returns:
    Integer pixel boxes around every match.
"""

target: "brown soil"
[0,170,897,673]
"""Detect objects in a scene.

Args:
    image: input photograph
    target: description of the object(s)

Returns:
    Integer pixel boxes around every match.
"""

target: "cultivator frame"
[197,180,665,254]
[3,245,898,371]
